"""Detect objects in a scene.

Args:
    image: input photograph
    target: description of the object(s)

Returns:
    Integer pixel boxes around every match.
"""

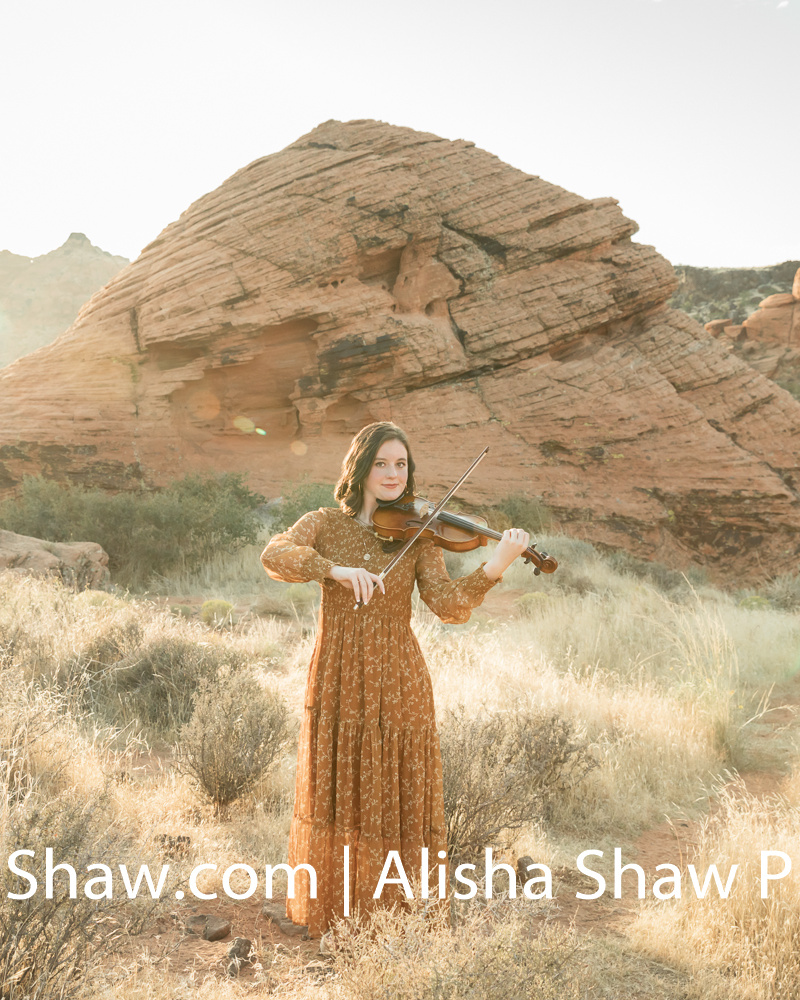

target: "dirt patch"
[116,894,320,985]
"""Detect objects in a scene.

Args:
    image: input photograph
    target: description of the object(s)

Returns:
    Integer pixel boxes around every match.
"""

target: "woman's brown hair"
[335,422,416,517]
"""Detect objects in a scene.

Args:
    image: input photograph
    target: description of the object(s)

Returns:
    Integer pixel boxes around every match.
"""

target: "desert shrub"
[170,603,195,619]
[74,615,145,673]
[91,634,246,736]
[199,599,234,626]
[176,673,292,813]
[329,899,581,1000]
[0,573,246,738]
[0,473,265,588]
[250,592,293,617]
[493,492,551,533]
[549,564,598,595]
[55,631,246,737]
[763,573,800,611]
[268,480,337,533]
[606,549,688,593]
[0,789,166,1000]
[737,594,772,611]
[439,707,597,863]
[514,591,553,616]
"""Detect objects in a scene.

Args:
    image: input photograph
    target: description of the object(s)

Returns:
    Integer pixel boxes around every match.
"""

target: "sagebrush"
[176,673,293,812]
[439,707,597,863]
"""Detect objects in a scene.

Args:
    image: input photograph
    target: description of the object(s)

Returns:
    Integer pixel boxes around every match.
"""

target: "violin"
[371,492,558,576]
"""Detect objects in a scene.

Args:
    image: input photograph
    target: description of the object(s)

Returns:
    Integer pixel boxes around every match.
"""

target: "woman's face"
[362,438,409,508]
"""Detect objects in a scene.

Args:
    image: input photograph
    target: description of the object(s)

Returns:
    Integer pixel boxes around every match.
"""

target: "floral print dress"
[260,506,500,936]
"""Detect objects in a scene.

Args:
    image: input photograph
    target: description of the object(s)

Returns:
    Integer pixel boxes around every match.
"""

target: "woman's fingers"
[333,566,386,603]
[499,528,530,559]
[358,570,385,604]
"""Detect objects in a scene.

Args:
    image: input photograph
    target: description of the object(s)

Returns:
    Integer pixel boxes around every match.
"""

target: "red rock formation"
[0,120,798,581]
[745,286,800,347]
[706,267,800,396]
[0,233,128,368]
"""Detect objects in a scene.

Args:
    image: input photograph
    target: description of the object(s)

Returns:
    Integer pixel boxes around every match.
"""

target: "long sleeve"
[260,509,335,585]
[414,539,501,625]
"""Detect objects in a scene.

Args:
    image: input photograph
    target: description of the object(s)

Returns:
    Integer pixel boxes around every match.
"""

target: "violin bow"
[354,446,489,610]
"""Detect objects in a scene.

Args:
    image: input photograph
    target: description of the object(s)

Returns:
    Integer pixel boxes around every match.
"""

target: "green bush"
[737,594,772,611]
[514,591,553,616]
[439,708,597,864]
[269,480,336,533]
[285,583,318,609]
[170,604,195,619]
[176,673,292,813]
[199,599,234,626]
[0,473,265,588]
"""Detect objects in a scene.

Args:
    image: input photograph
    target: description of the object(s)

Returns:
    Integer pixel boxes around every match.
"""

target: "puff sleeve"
[414,540,501,625]
[260,509,335,585]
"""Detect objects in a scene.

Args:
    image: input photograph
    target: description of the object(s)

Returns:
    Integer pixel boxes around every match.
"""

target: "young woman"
[260,422,530,936]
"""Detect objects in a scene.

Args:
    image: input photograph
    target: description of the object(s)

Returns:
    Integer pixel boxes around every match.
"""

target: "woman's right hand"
[328,565,385,605]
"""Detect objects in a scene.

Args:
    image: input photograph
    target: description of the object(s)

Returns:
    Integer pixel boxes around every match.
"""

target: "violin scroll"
[524,545,558,575]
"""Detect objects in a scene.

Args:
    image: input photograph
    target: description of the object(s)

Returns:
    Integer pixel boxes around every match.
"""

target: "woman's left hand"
[482,528,530,581]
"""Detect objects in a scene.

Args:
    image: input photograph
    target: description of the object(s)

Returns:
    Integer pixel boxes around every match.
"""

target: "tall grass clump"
[0,787,168,1000]
[329,900,581,1000]
[0,675,93,802]
[0,473,265,588]
[631,780,800,999]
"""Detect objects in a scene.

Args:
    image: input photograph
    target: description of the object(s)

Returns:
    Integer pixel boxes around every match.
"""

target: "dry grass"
[2,524,800,998]
[327,898,582,1000]
[630,777,800,999]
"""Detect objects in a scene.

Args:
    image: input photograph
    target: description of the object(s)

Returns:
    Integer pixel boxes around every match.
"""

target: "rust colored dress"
[260,506,500,936]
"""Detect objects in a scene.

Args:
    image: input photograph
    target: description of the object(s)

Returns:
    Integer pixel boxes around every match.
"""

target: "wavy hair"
[334,422,416,517]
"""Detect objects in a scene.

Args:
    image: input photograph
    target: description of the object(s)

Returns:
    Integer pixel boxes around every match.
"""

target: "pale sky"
[1,0,797,268]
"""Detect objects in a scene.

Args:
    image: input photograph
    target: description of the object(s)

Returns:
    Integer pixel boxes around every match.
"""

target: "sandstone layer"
[0,233,128,368]
[0,530,109,590]
[0,120,798,582]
